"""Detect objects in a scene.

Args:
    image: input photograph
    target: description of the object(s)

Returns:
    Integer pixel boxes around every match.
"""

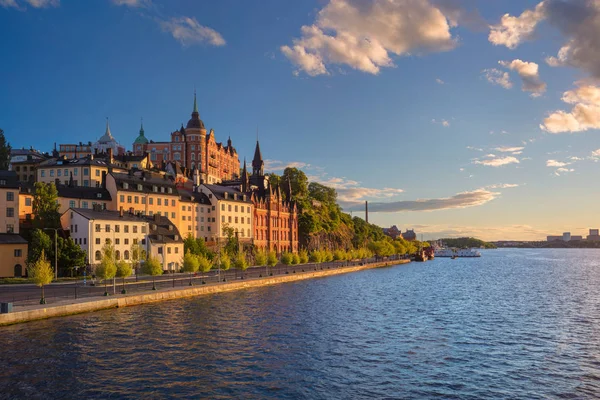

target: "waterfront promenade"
[0,257,410,326]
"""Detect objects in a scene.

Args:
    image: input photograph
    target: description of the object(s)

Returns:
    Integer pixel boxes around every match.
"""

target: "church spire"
[242,158,249,192]
[252,140,264,176]
[139,118,145,136]
[193,89,198,114]
[105,117,113,139]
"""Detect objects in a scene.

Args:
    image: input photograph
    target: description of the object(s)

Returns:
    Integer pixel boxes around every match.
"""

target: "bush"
[309,250,322,263]
[292,253,300,265]
[281,252,293,265]
[333,249,346,261]
[299,249,309,264]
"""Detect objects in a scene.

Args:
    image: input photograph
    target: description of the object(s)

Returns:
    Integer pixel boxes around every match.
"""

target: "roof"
[201,184,252,203]
[145,215,183,244]
[97,119,116,143]
[179,188,212,205]
[0,171,20,189]
[110,172,179,195]
[186,92,205,130]
[69,208,149,222]
[57,185,112,201]
[0,234,28,245]
[133,122,149,145]
[38,157,111,168]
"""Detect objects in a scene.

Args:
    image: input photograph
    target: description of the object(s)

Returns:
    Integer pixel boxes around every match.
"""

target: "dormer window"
[243,195,247,201]
[160,187,165,193]
[123,182,129,189]
[96,193,102,198]
[137,184,142,191]
[233,194,237,200]
[167,187,172,194]
[224,192,228,199]
[153,185,158,192]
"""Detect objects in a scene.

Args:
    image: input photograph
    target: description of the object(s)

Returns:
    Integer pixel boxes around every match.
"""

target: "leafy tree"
[298,249,309,264]
[333,249,346,261]
[308,182,337,204]
[267,250,278,268]
[27,229,52,266]
[116,260,132,294]
[58,237,86,277]
[309,250,323,263]
[184,234,211,257]
[28,249,53,304]
[218,250,231,271]
[32,182,60,229]
[254,248,267,266]
[292,253,300,265]
[267,173,282,190]
[130,243,146,277]
[0,129,11,171]
[234,253,248,278]
[282,167,309,202]
[198,254,213,274]
[222,224,239,256]
[142,256,163,290]
[281,252,293,265]
[183,250,200,286]
[96,242,117,296]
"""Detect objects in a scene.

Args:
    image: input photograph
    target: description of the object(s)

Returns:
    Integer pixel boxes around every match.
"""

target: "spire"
[252,140,264,176]
[140,117,144,136]
[105,117,112,138]
[242,158,249,192]
[193,89,198,114]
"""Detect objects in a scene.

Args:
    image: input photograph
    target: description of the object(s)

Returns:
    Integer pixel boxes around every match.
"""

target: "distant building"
[9,148,48,183]
[570,235,583,241]
[383,225,402,240]
[547,236,562,242]
[0,171,20,234]
[58,142,93,159]
[563,232,571,242]
[587,229,600,241]
[403,229,417,241]
[93,120,126,156]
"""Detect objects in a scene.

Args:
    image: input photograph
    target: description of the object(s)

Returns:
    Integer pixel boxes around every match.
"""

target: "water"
[2,249,600,399]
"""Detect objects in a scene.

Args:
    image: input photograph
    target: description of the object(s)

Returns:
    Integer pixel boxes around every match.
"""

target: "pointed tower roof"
[252,140,264,176]
[186,90,205,130]
[133,118,149,144]
[98,118,116,143]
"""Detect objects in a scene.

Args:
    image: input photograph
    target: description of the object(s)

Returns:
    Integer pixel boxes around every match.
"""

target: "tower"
[252,140,264,176]
[241,158,249,192]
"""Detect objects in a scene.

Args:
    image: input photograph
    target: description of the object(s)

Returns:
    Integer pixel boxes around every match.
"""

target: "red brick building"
[133,93,239,184]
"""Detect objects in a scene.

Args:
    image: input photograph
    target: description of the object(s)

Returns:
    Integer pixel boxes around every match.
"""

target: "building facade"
[132,93,240,184]
[199,184,253,243]
[0,171,20,234]
[9,148,48,183]
[0,234,28,278]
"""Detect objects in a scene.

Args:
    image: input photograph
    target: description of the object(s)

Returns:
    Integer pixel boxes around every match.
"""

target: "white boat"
[434,248,481,258]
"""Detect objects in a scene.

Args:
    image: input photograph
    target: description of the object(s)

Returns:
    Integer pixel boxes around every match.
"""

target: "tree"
[142,256,163,290]
[282,167,309,202]
[281,252,293,265]
[267,250,278,275]
[116,260,132,294]
[299,249,309,264]
[292,253,300,265]
[254,248,267,267]
[32,182,60,229]
[197,254,213,282]
[0,129,11,171]
[218,250,231,271]
[233,253,248,278]
[183,250,200,286]
[58,237,86,277]
[96,242,117,296]
[27,229,52,266]
[130,243,146,277]
[184,234,211,257]
[27,250,53,304]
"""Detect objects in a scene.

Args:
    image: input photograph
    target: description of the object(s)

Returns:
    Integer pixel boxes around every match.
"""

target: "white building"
[199,184,253,243]
[93,120,125,156]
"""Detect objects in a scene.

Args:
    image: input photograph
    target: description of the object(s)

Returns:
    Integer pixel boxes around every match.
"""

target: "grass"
[0,277,82,285]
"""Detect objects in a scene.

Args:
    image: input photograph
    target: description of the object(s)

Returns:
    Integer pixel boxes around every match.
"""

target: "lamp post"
[44,228,59,280]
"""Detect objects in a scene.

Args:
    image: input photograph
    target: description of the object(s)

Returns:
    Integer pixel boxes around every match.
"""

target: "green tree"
[198,254,213,275]
[0,129,11,171]
[27,229,52,266]
[115,260,132,294]
[267,250,278,268]
[254,248,267,266]
[333,249,346,261]
[299,249,309,264]
[281,252,293,265]
[32,182,60,229]
[96,242,117,296]
[219,250,231,271]
[183,250,200,286]
[58,237,86,277]
[234,253,248,278]
[222,224,239,256]
[282,167,309,202]
[142,256,163,290]
[292,253,300,265]
[27,249,53,304]
[130,243,146,277]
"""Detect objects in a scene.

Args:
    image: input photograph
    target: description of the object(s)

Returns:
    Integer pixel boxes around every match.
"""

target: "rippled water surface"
[2,249,600,399]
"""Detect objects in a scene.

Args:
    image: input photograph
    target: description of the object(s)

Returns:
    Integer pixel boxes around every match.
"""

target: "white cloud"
[499,59,546,96]
[432,118,450,127]
[495,146,524,152]
[546,159,569,167]
[592,149,600,157]
[309,175,404,203]
[436,78,445,84]
[466,146,483,152]
[160,17,225,47]
[281,0,458,76]
[24,0,58,7]
[554,167,575,176]
[473,156,520,167]
[442,119,450,127]
[541,84,600,133]
[487,183,520,189]
[0,0,18,8]
[488,1,546,49]
[264,160,311,172]
[112,0,150,7]
[341,189,499,213]
[482,68,512,89]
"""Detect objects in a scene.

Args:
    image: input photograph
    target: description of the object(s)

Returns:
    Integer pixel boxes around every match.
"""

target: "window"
[95,251,101,261]
[157,198,162,206]
[124,250,129,260]
[175,247,179,254]
[84,238,87,245]
[50,170,54,177]
[95,169,100,177]
[235,217,238,224]
[207,226,211,232]
[83,168,89,176]
[222,216,225,223]
[115,225,120,233]
[6,208,14,217]
[41,170,45,177]
[200,217,204,223]
[115,250,120,260]
[158,247,163,254]
[105,224,110,232]
[127,196,132,203]
[171,200,175,206]
[57,170,62,177]
[106,238,111,244]
[6,192,14,201]
[74,169,78,176]
[96,238,100,245]
[247,206,250,213]
[82,201,88,209]
[165,198,168,205]
[221,204,225,211]
[69,200,75,208]
[115,239,120,245]
[141,197,146,204]
[201,226,204,231]
[83,180,89,187]
[167,247,172,254]
[133,238,138,245]
[124,238,129,245]
[228,216,232,223]
[241,217,244,224]
[228,205,232,212]
[133,226,138,233]
[25,198,31,206]
[134,196,139,204]
[235,205,238,212]
[171,212,175,219]
[6,224,14,233]
[149,198,153,205]
[95,224,100,232]
[141,226,147,233]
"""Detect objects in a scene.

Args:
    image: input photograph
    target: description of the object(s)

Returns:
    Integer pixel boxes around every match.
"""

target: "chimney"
[119,207,124,218]
[154,214,160,222]
[365,200,368,224]
[129,207,134,215]
[168,225,173,231]
[101,171,107,188]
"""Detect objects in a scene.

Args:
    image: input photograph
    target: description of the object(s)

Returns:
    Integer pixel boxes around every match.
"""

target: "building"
[0,234,28,277]
[199,183,253,244]
[0,171,20,234]
[547,236,562,242]
[61,207,183,272]
[58,142,93,159]
[37,155,119,188]
[132,93,240,184]
[93,120,125,156]
[9,147,48,182]
[18,183,34,228]
[383,225,402,240]
[570,235,583,241]
[587,229,600,241]
[56,184,112,214]
[563,232,571,242]
[403,229,417,241]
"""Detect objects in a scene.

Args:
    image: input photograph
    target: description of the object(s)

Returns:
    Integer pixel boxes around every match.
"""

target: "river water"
[1,249,600,399]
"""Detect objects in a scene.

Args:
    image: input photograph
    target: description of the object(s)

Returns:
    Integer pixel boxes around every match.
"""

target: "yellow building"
[0,171,20,234]
[56,184,112,214]
[37,155,126,188]
[146,214,184,272]
[0,234,28,277]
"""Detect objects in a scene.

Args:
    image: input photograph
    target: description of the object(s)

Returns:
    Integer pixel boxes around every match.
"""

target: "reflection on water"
[1,249,600,398]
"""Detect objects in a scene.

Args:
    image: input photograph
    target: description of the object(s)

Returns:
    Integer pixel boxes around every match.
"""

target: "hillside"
[440,237,496,249]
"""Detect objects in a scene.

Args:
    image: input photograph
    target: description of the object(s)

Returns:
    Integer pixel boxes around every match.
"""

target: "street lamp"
[44,228,59,280]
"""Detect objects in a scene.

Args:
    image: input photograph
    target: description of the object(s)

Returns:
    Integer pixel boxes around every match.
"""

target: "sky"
[2,0,600,241]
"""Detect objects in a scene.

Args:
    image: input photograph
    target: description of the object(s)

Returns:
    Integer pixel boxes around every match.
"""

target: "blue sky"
[2,0,600,240]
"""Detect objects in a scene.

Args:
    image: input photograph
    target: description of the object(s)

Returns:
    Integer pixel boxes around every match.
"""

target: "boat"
[455,248,481,257]
[435,247,482,258]
[414,249,428,262]
[435,248,455,257]
[424,247,435,260]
